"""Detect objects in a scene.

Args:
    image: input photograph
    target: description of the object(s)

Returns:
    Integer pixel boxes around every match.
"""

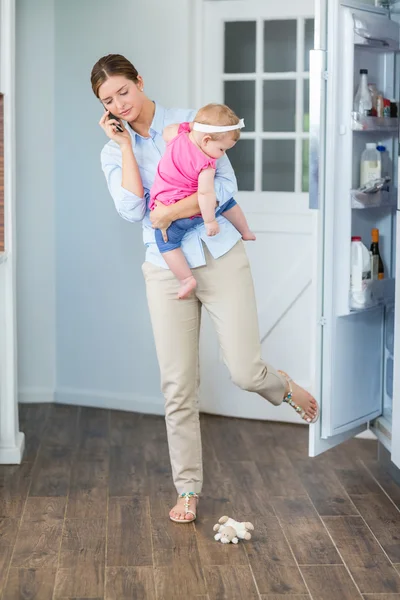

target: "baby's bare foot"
[242,231,256,241]
[178,276,197,299]
[169,496,198,522]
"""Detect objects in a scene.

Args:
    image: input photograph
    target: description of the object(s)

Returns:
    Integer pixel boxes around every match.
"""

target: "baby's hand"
[205,220,220,237]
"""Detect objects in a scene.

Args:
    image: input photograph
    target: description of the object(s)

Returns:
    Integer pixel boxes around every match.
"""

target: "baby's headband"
[193,118,245,133]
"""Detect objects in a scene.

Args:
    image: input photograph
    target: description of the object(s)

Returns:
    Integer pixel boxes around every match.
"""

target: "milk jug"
[350,236,372,309]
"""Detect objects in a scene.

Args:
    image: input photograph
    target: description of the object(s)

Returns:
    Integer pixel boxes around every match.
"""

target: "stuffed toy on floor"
[213,516,254,544]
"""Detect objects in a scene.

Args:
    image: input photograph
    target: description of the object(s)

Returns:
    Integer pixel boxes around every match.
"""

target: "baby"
[150,103,255,299]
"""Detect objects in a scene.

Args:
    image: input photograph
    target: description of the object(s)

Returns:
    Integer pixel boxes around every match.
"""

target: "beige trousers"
[142,240,285,494]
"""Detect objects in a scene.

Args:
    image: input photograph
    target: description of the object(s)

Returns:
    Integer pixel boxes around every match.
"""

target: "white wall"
[16,0,55,403]
[16,0,195,411]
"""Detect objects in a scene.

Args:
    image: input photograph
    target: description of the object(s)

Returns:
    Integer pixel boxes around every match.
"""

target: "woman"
[91,54,319,523]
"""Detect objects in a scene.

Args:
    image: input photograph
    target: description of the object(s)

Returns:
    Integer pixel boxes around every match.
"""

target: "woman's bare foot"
[178,276,197,299]
[242,230,256,241]
[279,371,319,423]
[169,495,198,522]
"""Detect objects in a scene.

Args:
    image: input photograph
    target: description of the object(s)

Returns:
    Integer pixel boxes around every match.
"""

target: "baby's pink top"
[149,122,217,210]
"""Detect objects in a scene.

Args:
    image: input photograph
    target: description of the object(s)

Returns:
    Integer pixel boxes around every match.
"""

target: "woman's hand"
[150,201,173,242]
[99,110,131,147]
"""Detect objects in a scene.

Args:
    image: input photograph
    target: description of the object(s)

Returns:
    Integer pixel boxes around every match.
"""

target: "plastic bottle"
[350,236,372,309]
[354,69,372,116]
[360,143,381,186]
[376,142,391,190]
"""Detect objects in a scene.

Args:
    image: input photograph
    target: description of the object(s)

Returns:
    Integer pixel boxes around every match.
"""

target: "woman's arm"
[150,193,200,231]
[100,111,146,222]
[121,144,144,198]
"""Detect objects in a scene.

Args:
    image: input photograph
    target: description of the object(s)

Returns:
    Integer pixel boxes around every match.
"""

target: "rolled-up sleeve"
[214,153,238,207]
[100,143,147,223]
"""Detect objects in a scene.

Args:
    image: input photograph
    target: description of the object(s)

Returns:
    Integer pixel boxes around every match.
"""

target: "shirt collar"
[127,101,165,146]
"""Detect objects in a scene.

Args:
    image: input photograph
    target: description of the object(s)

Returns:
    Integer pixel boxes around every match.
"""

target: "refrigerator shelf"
[349,278,395,314]
[351,189,396,209]
[351,115,398,133]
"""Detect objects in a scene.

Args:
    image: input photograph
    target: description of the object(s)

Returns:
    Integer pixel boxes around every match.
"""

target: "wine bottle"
[370,228,384,280]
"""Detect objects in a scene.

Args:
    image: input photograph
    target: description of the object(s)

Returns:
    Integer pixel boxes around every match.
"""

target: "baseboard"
[18,388,54,404]
[0,431,25,464]
[54,388,165,415]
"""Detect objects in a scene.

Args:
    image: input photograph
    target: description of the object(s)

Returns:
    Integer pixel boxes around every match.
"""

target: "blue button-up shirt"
[101,102,241,268]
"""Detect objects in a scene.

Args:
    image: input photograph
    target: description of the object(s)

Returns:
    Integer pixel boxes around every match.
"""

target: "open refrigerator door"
[309,0,400,460]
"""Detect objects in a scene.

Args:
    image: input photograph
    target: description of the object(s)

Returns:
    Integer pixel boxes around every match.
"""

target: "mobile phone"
[107,111,123,133]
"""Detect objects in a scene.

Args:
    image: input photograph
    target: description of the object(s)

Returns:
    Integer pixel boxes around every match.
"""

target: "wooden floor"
[0,405,400,599]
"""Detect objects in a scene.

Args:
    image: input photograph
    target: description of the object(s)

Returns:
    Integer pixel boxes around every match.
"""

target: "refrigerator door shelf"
[347,278,395,315]
[351,115,399,132]
[353,10,399,49]
[351,189,396,208]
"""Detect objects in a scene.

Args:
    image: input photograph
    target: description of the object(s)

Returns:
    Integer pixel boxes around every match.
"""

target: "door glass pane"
[224,21,256,74]
[303,79,310,132]
[228,140,255,191]
[264,20,297,72]
[262,140,295,192]
[225,81,255,132]
[304,19,314,72]
[302,139,309,192]
[263,80,296,132]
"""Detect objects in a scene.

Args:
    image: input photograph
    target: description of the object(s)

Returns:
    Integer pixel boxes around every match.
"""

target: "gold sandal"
[278,370,320,424]
[169,492,198,523]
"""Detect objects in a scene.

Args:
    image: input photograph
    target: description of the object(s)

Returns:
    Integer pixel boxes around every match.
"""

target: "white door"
[198,0,316,423]
[0,0,24,464]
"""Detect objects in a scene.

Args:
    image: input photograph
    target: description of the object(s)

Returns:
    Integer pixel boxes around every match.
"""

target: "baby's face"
[202,134,237,160]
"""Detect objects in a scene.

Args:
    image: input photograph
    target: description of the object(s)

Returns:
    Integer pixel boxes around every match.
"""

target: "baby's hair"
[194,103,241,141]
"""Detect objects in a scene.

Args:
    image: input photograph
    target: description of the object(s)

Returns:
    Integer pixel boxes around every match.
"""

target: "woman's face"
[99,75,145,122]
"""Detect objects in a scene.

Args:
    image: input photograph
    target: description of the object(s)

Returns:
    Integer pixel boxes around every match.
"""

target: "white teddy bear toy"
[213,516,254,544]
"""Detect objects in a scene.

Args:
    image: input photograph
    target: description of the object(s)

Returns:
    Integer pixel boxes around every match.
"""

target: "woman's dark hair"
[91,54,139,98]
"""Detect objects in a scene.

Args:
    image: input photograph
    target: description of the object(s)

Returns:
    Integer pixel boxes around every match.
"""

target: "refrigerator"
[309,0,400,470]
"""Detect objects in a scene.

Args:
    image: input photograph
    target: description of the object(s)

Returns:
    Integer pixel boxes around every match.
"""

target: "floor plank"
[204,565,259,599]
[260,596,310,600]
[2,568,56,600]
[0,518,20,595]
[289,458,359,517]
[107,497,153,567]
[19,404,51,463]
[362,595,400,599]
[11,497,65,569]
[53,517,106,598]
[41,404,79,447]
[301,565,362,599]
[105,566,156,600]
[77,406,109,452]
[245,516,308,595]
[363,460,400,511]
[362,596,400,599]
[109,446,147,496]
[29,446,73,497]
[335,464,383,496]
[256,447,308,498]
[66,451,108,519]
[0,462,33,518]
[217,461,275,517]
[350,494,400,563]
[271,497,342,565]
[205,416,251,463]
[323,515,400,594]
